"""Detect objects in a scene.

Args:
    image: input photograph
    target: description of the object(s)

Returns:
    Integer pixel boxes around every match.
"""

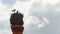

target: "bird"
[16,11,19,13]
[12,9,16,12]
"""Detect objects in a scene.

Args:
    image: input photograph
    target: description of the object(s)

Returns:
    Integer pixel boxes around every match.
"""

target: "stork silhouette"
[12,9,16,13]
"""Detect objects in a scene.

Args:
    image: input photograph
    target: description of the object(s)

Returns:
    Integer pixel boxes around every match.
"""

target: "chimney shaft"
[11,25,24,34]
[10,10,24,34]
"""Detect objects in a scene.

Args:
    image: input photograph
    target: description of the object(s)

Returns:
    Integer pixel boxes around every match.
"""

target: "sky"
[0,0,60,34]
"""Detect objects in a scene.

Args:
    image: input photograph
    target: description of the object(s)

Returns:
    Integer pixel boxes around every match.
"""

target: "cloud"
[10,0,50,32]
[24,16,49,31]
[0,29,12,34]
[38,17,49,28]
[0,0,50,34]
[0,0,60,34]
[19,0,30,2]
[0,1,11,34]
[0,3,6,11]
[43,17,49,24]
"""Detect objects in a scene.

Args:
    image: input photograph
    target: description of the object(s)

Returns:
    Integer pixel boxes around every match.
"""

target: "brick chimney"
[10,10,24,34]
[11,25,24,34]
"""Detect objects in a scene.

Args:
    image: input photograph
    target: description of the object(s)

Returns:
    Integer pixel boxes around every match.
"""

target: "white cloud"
[0,0,2,2]
[0,0,60,34]
[24,16,41,30]
[43,17,49,24]
[0,3,6,11]
[38,23,44,28]
[0,29,12,34]
[24,16,49,31]
[0,0,50,33]
[0,2,11,34]
[0,3,8,22]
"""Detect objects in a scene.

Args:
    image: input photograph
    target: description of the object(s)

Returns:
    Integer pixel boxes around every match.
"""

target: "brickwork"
[11,25,24,34]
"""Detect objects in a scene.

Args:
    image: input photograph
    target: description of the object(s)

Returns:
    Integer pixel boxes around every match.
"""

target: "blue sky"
[0,0,60,34]
[2,0,16,5]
